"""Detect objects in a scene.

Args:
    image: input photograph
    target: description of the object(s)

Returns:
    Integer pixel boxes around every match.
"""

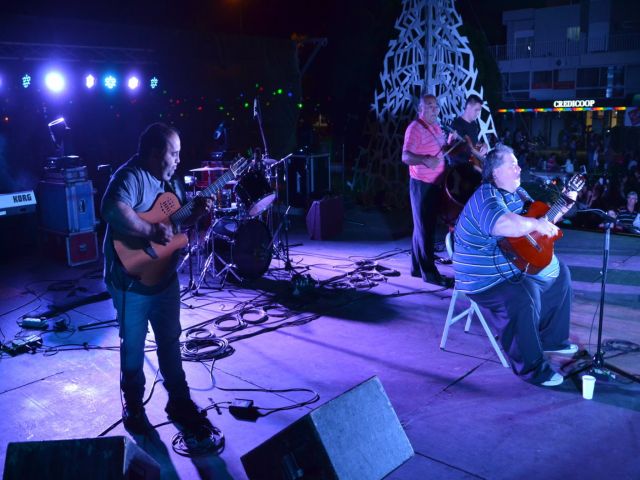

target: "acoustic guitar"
[113,156,250,287]
[498,173,586,274]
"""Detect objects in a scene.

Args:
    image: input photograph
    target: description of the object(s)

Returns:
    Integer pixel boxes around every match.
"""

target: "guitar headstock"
[566,172,587,193]
[230,156,251,178]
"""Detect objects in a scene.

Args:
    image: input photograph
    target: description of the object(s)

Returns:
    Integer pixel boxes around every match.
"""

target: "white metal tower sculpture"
[352,0,497,207]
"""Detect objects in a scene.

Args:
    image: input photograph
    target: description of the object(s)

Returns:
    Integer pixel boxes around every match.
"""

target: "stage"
[1,206,639,479]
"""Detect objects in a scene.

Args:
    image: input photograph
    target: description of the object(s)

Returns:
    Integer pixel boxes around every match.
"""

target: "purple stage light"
[127,76,140,90]
[45,71,66,93]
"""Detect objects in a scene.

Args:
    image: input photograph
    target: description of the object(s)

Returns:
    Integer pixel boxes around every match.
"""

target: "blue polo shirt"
[452,183,559,294]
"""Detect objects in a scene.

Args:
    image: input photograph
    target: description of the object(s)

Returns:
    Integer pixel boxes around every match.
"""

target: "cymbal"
[226,180,238,185]
[189,166,228,172]
[262,157,277,165]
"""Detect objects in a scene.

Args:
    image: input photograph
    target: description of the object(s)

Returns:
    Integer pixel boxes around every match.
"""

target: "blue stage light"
[85,74,96,89]
[150,77,159,89]
[22,74,31,89]
[104,75,117,90]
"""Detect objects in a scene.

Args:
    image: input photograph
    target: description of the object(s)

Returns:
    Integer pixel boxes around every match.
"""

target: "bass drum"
[211,217,272,279]
[441,163,482,226]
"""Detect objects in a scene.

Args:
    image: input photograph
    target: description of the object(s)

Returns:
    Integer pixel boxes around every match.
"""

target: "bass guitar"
[498,172,586,274]
[444,126,487,170]
[113,156,250,287]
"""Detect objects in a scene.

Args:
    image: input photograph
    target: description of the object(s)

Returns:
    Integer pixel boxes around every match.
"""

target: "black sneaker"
[425,272,454,289]
[122,405,153,434]
[166,398,213,440]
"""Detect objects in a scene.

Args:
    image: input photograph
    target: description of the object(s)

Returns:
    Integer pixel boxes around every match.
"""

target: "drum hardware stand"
[193,224,242,292]
[179,228,198,297]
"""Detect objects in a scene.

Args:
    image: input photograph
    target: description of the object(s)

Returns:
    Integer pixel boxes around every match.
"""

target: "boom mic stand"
[572,209,639,383]
[253,97,269,158]
[266,155,305,277]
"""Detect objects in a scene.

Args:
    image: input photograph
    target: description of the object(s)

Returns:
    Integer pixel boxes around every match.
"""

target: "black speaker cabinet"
[3,436,160,480]
[241,376,413,480]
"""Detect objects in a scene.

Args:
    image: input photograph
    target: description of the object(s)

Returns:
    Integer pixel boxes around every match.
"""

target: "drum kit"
[181,154,292,292]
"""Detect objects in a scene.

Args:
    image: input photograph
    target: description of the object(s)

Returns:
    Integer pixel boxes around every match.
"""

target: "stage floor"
[1,208,639,479]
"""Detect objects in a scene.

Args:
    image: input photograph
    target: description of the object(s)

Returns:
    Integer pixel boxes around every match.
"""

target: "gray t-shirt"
[102,155,185,294]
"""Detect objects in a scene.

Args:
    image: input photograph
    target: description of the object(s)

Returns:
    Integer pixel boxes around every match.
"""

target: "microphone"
[213,122,224,140]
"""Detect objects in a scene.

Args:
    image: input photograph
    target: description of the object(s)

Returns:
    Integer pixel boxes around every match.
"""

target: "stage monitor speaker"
[241,376,413,480]
[306,195,343,240]
[3,435,160,480]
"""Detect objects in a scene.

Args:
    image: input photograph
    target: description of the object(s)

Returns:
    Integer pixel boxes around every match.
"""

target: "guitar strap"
[415,118,447,157]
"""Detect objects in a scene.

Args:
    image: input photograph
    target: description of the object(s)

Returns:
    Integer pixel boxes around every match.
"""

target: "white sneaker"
[541,372,564,387]
[544,344,579,355]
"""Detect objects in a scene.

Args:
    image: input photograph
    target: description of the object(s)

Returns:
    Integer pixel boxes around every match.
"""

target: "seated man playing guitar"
[452,144,582,387]
[102,123,216,442]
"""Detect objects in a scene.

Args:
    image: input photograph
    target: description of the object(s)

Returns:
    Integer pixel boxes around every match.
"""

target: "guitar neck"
[170,169,235,225]
[540,174,584,221]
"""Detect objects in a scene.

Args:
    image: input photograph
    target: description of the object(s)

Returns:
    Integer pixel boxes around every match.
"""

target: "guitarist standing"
[102,123,215,442]
[452,144,579,387]
[447,94,489,167]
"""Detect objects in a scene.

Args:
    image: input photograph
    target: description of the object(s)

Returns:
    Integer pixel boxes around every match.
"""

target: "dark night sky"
[1,0,576,44]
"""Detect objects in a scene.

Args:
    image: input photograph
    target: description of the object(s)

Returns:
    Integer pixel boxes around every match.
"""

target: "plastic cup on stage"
[582,375,596,400]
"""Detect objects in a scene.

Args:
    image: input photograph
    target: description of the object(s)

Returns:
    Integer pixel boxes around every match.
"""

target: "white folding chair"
[440,232,509,368]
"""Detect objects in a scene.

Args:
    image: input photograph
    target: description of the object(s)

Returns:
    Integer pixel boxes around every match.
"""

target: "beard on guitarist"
[452,143,582,387]
[101,122,217,442]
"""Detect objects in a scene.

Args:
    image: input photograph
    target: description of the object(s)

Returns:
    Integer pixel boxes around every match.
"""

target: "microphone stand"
[253,97,269,158]
[572,209,639,383]
[266,155,305,277]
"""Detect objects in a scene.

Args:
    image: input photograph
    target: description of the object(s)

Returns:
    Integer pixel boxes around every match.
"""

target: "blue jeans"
[107,276,190,407]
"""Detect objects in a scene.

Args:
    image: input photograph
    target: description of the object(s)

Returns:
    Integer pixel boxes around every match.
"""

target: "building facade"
[490,0,640,148]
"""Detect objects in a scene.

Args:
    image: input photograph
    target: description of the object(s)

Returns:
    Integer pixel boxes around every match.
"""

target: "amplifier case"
[37,180,96,233]
[42,230,98,266]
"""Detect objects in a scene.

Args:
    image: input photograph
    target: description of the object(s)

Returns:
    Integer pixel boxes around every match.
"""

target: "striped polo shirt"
[453,183,559,294]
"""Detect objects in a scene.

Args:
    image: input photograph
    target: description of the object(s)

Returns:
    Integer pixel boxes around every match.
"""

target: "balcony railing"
[490,34,640,61]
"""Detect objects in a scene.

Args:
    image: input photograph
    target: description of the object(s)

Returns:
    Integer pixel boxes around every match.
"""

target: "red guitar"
[113,156,250,286]
[498,173,586,274]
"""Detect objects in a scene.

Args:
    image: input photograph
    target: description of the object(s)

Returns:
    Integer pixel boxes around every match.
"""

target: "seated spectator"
[564,158,575,174]
[615,191,640,234]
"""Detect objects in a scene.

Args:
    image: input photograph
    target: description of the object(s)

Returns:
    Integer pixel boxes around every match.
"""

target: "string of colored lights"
[497,106,627,113]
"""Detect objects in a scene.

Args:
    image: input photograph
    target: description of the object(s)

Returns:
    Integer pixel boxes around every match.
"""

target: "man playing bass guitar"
[452,144,582,387]
[447,94,489,168]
